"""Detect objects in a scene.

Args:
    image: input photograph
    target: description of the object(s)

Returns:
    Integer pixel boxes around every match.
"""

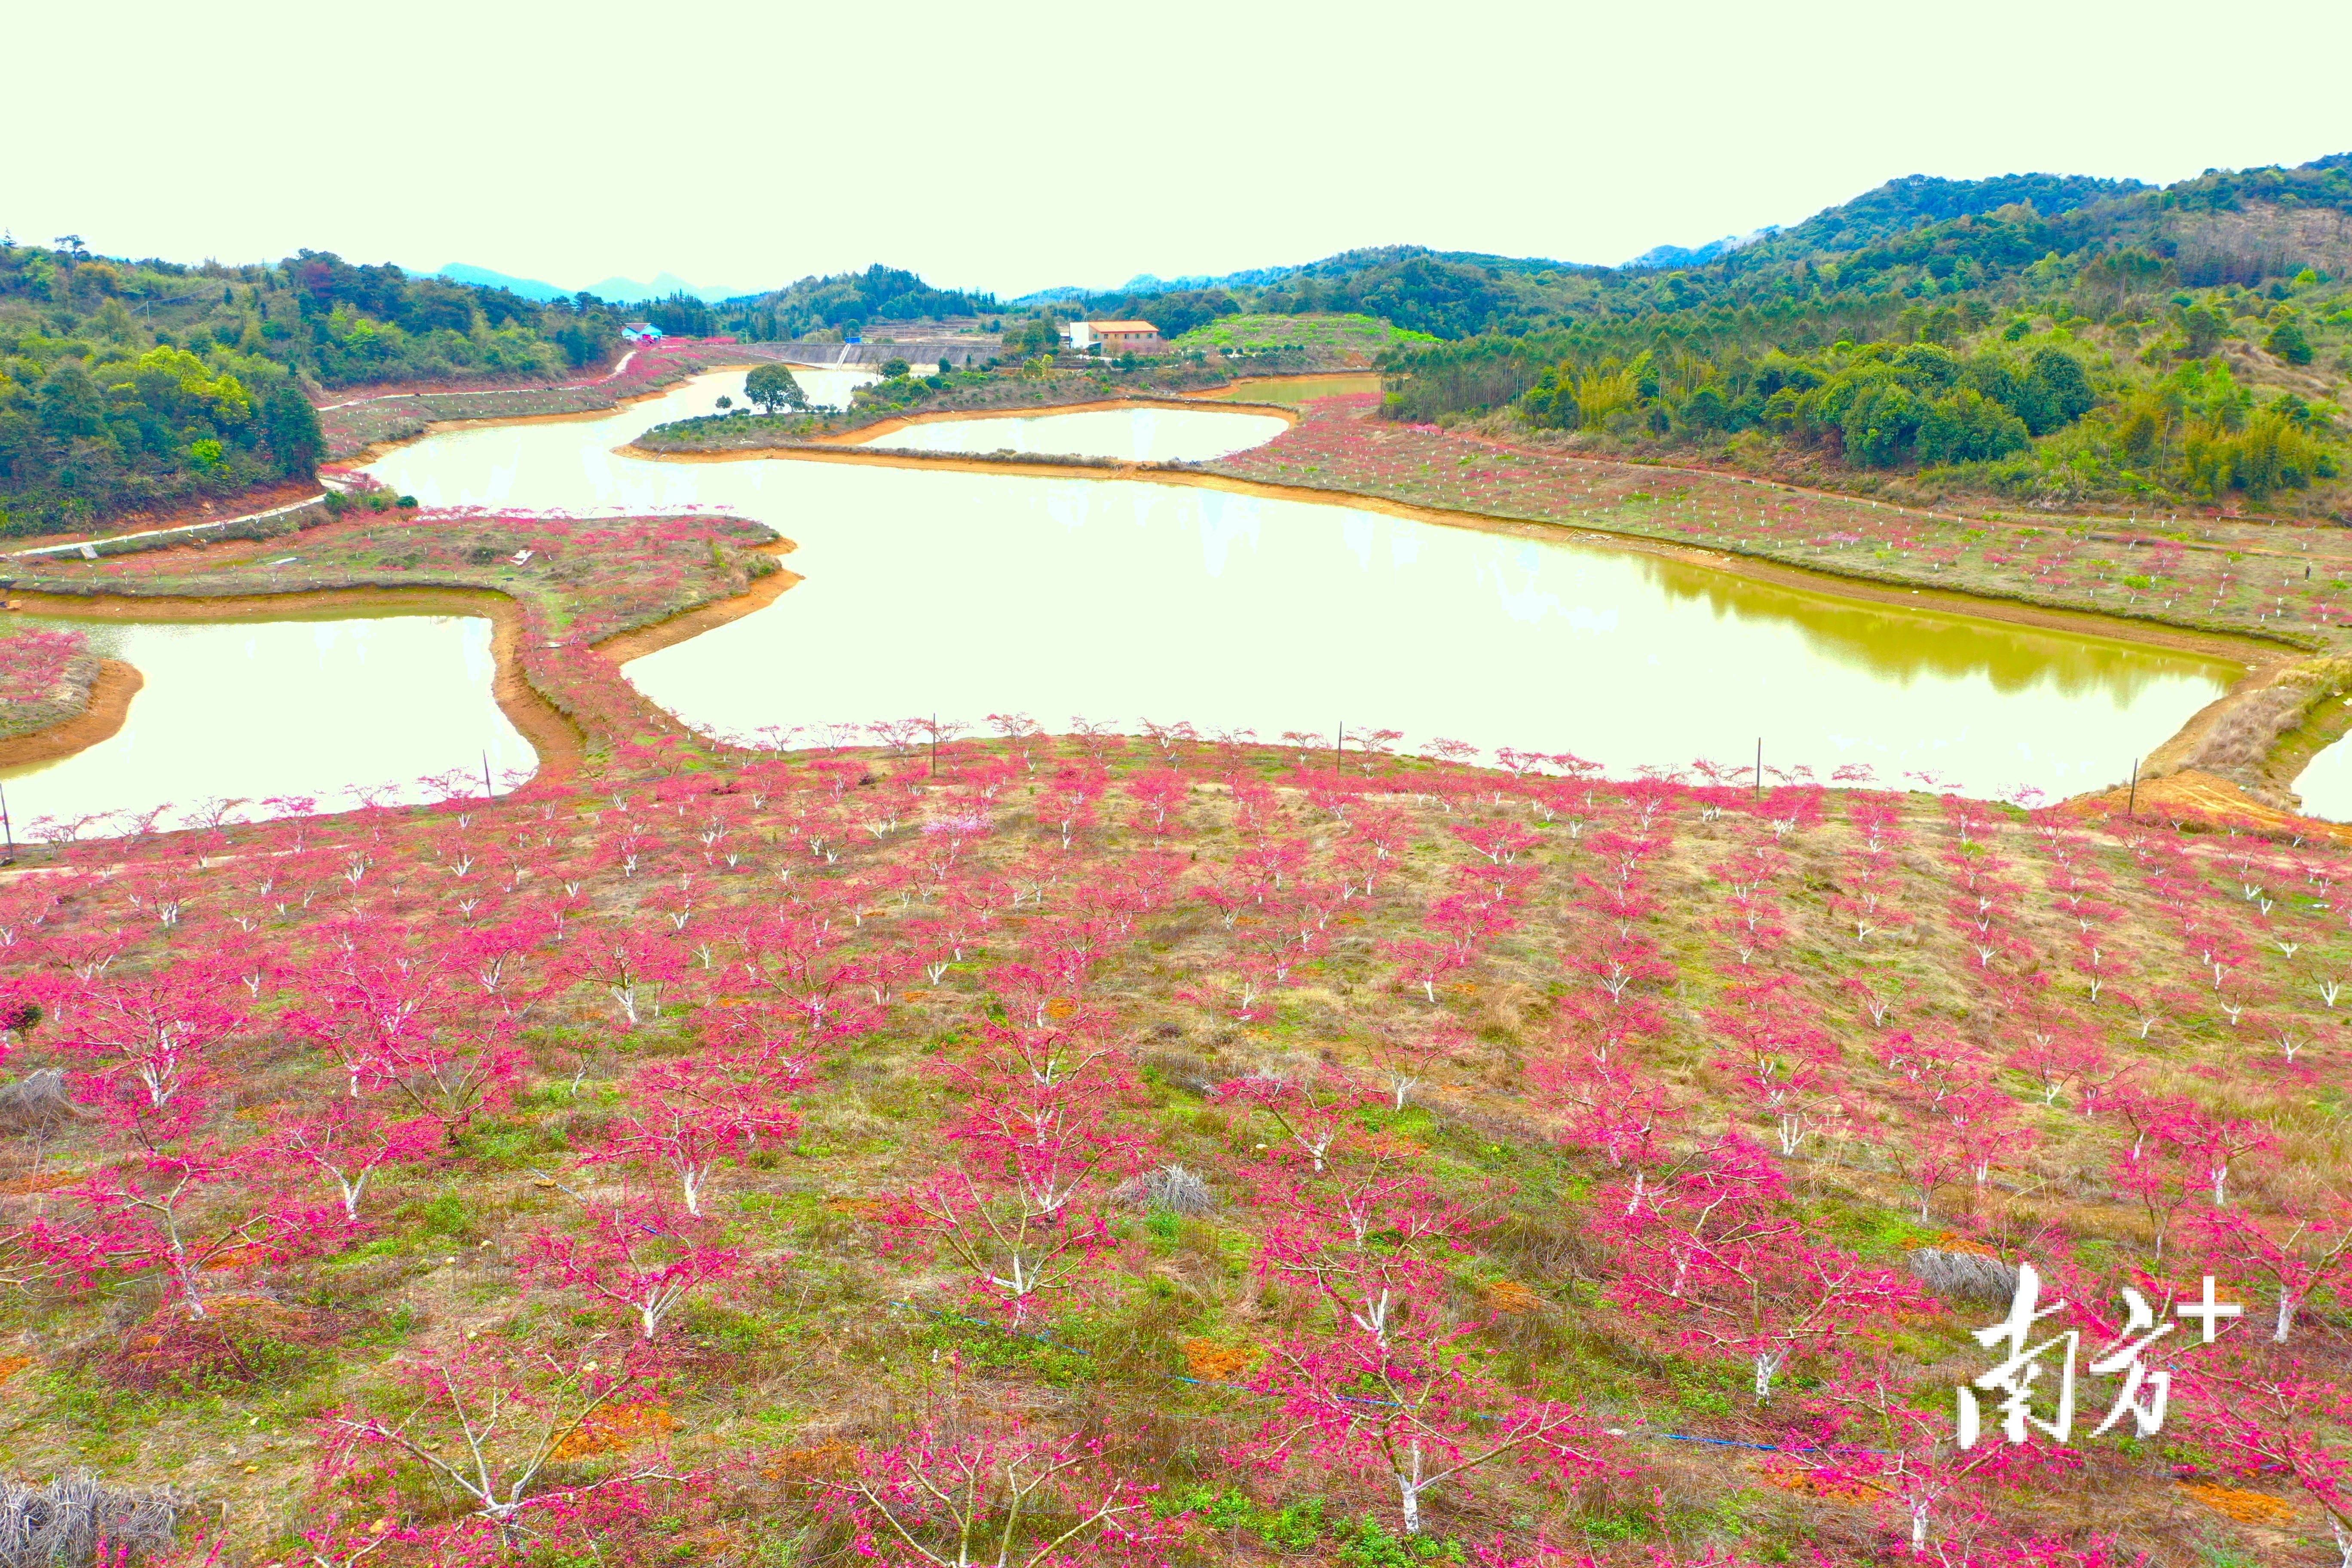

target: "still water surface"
[2290,729,2352,822]
[1,615,533,834]
[361,374,2239,799]
[857,405,1290,463]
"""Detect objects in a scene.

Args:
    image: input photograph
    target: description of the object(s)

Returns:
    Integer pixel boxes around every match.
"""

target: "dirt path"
[312,347,646,413]
[5,493,330,562]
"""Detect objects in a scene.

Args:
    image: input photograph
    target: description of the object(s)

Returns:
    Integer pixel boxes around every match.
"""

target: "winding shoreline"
[625,423,2312,816]
[0,368,2320,820]
[0,660,144,771]
[0,533,814,779]
[334,363,764,468]
[597,541,804,665]
[626,438,2283,664]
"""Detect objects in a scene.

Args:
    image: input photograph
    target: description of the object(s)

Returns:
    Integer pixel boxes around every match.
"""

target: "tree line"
[0,242,659,533]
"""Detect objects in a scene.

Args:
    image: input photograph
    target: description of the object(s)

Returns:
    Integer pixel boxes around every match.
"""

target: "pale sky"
[11,0,2352,301]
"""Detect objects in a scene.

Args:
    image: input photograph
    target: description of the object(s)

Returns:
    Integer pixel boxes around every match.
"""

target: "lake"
[360,373,2239,800]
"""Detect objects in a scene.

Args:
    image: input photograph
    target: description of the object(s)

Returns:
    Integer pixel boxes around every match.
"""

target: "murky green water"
[360,373,2240,799]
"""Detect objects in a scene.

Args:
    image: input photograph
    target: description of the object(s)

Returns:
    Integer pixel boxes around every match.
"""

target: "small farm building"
[1086,320,1164,354]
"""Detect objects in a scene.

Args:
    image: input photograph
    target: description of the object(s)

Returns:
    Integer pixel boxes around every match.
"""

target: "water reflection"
[1638,556,2223,701]
[361,372,2242,799]
[1,614,533,834]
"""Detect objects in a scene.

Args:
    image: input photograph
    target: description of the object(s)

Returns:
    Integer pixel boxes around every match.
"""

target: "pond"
[0,613,533,837]
[2290,727,2352,821]
[362,373,2241,799]
[854,405,1293,463]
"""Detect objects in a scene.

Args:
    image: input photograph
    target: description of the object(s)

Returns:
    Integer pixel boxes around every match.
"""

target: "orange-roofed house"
[1087,320,1164,355]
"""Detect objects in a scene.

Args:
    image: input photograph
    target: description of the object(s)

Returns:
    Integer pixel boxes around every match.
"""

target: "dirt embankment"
[2148,653,2352,810]
[0,661,143,770]
[0,536,811,778]
[6,367,2319,823]
[595,542,803,665]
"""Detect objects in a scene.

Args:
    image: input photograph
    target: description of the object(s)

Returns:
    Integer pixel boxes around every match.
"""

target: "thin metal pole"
[1754,738,1762,799]
[2128,757,2138,818]
[482,750,495,799]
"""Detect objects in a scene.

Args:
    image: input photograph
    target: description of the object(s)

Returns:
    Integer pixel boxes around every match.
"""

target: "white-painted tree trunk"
[1396,1439,1426,1535]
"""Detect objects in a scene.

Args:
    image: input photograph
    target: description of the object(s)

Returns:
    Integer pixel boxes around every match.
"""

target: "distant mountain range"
[1010,265,1317,307]
[432,166,2194,322]
[431,263,747,305]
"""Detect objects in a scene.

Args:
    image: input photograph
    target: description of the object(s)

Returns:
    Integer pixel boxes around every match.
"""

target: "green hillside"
[0,246,651,536]
[1359,156,2352,516]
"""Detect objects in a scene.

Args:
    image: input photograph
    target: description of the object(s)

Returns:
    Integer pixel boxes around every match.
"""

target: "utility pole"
[482,750,495,799]
[2127,757,2138,818]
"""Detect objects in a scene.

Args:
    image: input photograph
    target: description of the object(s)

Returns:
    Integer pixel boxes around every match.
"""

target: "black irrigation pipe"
[885,1299,1888,1459]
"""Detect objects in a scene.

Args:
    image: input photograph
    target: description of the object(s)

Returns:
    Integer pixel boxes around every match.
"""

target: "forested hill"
[716,265,1001,341]
[0,245,647,536]
[1345,153,2352,518]
[1732,172,2151,265]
